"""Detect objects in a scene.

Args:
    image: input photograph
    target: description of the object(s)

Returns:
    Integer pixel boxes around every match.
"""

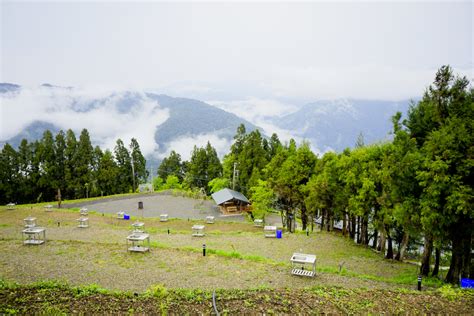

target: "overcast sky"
[1,1,472,102]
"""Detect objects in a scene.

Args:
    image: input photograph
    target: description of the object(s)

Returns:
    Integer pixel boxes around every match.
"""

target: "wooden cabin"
[211,188,251,215]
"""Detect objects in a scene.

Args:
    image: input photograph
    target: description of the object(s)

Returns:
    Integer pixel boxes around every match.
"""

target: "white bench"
[160,214,169,222]
[206,216,215,224]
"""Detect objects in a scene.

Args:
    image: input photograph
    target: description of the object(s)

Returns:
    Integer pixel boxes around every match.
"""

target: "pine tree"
[64,129,78,199]
[114,139,132,193]
[158,150,183,181]
[76,129,93,198]
[130,138,148,186]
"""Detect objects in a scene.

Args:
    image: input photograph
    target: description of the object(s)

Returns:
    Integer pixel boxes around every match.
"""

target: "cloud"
[0,86,169,157]
[262,64,474,100]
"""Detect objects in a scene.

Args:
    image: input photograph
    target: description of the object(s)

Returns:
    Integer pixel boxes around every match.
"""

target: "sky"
[0,1,473,158]
[1,1,472,100]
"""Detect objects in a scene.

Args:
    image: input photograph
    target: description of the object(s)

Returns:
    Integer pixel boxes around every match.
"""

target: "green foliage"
[208,177,229,193]
[249,180,275,220]
[163,175,182,190]
[144,284,168,299]
[184,142,222,194]
[0,129,147,204]
[158,150,184,181]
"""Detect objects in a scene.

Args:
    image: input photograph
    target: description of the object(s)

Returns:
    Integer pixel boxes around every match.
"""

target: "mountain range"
[0,83,413,165]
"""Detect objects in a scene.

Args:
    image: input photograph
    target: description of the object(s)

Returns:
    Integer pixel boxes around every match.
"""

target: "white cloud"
[0,86,169,157]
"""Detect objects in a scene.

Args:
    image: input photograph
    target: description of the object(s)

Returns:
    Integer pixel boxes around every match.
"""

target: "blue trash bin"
[276,230,282,239]
[124,214,130,220]
[461,278,474,289]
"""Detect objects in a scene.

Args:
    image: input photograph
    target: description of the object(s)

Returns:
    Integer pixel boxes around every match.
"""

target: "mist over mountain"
[1,83,413,165]
[0,84,257,166]
[271,99,412,152]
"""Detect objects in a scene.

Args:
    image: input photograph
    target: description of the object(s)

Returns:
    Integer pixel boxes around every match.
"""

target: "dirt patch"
[1,285,473,314]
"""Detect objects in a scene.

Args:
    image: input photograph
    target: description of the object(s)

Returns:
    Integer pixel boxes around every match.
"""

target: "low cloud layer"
[0,86,169,157]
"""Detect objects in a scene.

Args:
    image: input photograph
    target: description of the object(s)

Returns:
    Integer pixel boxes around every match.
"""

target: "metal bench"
[126,233,150,252]
[24,216,37,228]
[206,216,215,224]
[132,221,145,233]
[290,253,316,277]
[254,219,264,227]
[160,214,169,222]
[77,217,89,228]
[23,227,46,245]
[264,225,277,238]
[192,225,205,237]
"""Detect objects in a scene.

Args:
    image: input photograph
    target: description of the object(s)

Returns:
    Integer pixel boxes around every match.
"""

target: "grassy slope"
[0,203,463,313]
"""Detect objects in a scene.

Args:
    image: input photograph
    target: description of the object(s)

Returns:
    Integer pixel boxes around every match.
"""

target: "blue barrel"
[461,278,474,288]
[276,230,282,239]
[124,214,130,220]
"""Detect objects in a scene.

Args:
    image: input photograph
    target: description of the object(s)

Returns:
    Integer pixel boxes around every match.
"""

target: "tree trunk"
[379,228,386,255]
[310,213,314,232]
[320,209,325,232]
[350,215,356,240]
[360,217,368,245]
[385,231,394,259]
[361,217,369,246]
[445,221,471,284]
[432,247,440,277]
[301,206,307,231]
[342,212,347,237]
[326,210,331,232]
[395,231,409,262]
[420,234,433,277]
[372,229,378,249]
[356,217,361,244]
[461,230,472,279]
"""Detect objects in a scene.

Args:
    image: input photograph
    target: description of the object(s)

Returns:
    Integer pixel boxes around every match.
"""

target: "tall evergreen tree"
[114,139,132,193]
[158,150,183,181]
[53,131,67,199]
[76,129,94,198]
[130,138,148,186]
[64,129,78,199]
[97,149,119,196]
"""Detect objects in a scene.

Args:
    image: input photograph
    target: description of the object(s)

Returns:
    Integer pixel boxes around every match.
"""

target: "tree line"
[0,129,147,203]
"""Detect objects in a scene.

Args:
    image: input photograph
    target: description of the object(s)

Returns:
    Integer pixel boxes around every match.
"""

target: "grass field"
[1,202,472,314]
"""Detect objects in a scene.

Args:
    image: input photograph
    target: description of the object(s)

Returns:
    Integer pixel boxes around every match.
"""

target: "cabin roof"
[211,188,250,205]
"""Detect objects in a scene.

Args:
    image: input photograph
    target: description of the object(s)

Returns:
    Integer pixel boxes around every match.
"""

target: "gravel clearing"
[1,201,420,292]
